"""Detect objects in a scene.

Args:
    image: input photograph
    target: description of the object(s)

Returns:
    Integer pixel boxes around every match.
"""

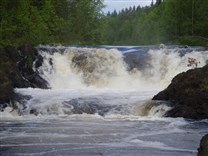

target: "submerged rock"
[153,65,208,119]
[123,52,147,71]
[198,134,208,156]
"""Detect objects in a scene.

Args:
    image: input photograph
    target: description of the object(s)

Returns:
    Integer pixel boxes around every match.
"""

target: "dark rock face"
[5,44,48,88]
[0,47,16,109]
[153,65,208,119]
[0,45,49,109]
[198,134,208,156]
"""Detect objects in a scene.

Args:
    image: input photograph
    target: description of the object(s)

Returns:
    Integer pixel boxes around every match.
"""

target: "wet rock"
[198,134,208,156]
[34,55,44,68]
[72,53,88,68]
[17,44,40,75]
[0,45,47,88]
[16,45,48,88]
[153,65,208,119]
[0,47,16,109]
[123,52,146,71]
[63,98,119,116]
[18,44,38,57]
[4,45,22,62]
[0,79,14,111]
[0,45,48,110]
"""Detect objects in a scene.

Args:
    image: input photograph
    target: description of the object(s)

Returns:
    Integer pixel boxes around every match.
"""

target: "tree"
[101,0,208,45]
[151,0,154,7]
[156,0,162,5]
[0,0,105,46]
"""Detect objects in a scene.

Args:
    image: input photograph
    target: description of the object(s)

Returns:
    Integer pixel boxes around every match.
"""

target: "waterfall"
[36,46,208,90]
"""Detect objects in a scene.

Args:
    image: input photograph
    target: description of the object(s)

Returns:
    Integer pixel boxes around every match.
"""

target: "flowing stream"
[0,45,208,156]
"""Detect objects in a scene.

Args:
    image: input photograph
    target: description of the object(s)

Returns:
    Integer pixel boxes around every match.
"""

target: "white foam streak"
[130,139,196,153]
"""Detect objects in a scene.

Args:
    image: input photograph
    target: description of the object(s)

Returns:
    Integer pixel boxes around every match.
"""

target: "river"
[0,45,208,156]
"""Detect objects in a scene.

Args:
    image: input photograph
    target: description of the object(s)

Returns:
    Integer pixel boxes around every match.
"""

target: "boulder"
[198,134,208,156]
[153,65,208,119]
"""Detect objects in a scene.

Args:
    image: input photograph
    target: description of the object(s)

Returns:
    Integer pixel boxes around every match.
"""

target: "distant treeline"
[0,0,208,46]
[102,0,208,45]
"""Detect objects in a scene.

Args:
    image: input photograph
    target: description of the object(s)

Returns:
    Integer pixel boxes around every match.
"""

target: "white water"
[2,45,206,118]
[37,46,208,90]
[1,45,208,156]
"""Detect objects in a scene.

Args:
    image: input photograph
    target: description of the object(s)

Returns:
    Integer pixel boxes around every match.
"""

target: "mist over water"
[1,45,208,156]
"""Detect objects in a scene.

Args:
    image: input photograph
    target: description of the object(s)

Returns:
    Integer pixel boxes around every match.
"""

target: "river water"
[0,45,208,156]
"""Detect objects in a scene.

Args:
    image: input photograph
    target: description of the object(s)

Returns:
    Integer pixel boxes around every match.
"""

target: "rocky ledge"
[198,134,208,156]
[153,64,208,120]
[0,45,48,110]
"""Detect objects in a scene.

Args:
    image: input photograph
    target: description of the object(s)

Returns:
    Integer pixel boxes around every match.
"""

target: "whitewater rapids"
[0,45,208,156]
[37,45,208,90]
[2,45,207,117]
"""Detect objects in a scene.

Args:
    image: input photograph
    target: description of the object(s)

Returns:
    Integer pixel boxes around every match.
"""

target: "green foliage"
[1,0,207,46]
[178,36,208,46]
[0,0,104,46]
[101,0,208,45]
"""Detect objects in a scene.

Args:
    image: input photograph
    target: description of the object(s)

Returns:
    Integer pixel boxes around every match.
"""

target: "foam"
[37,46,208,90]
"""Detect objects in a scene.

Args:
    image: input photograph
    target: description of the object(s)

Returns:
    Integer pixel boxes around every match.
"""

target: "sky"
[103,0,153,13]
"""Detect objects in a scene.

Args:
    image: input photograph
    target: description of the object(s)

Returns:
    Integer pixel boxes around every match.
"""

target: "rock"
[4,45,22,62]
[34,55,44,68]
[1,45,48,88]
[198,134,208,156]
[17,44,40,75]
[63,98,119,116]
[0,77,14,111]
[18,44,38,57]
[25,73,48,89]
[123,52,146,71]
[14,45,48,88]
[153,65,208,119]
[0,47,16,109]
[0,45,49,110]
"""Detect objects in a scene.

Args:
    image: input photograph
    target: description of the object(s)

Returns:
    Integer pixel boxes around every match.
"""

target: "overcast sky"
[103,0,153,13]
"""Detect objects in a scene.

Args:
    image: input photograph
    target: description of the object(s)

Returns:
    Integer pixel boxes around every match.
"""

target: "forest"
[0,0,104,45]
[0,0,208,46]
